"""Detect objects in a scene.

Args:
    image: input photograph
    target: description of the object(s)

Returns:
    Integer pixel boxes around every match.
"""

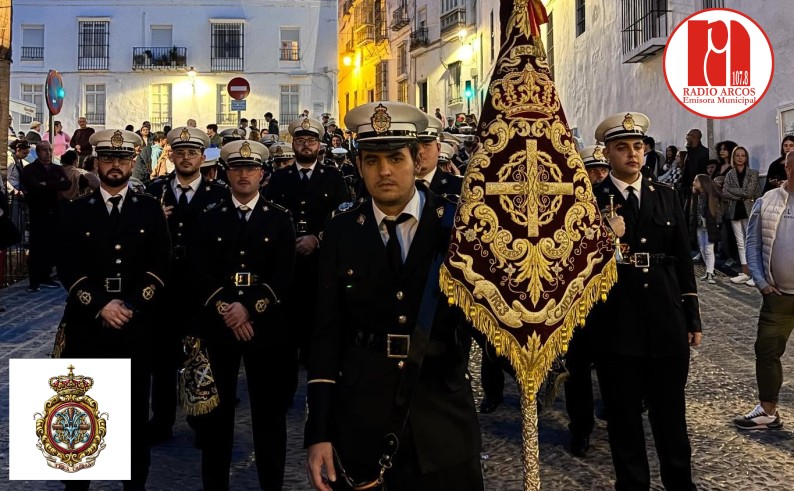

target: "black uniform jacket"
[305,188,481,474]
[427,168,463,197]
[264,162,349,239]
[189,195,296,343]
[146,175,228,265]
[58,188,171,356]
[589,176,701,358]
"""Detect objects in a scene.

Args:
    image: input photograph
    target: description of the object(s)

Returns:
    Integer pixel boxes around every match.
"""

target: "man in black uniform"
[57,129,171,491]
[264,117,349,363]
[20,141,70,291]
[589,112,703,490]
[144,126,228,443]
[305,101,483,491]
[190,139,296,491]
[415,114,462,196]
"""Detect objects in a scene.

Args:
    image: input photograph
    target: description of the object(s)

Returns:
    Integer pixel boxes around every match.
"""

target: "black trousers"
[200,332,298,491]
[596,354,696,491]
[28,210,58,286]
[472,330,514,401]
[564,327,597,438]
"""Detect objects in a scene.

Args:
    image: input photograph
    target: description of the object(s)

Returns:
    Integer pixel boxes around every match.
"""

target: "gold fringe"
[178,376,220,416]
[440,256,617,401]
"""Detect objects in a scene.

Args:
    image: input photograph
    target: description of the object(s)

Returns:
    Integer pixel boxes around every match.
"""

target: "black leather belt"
[350,331,411,359]
[229,272,262,287]
[618,253,676,268]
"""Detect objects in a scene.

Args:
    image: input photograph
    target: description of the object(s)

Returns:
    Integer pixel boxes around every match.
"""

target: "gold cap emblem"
[371,103,392,134]
[240,141,252,158]
[301,119,311,131]
[622,113,636,131]
[593,146,604,161]
[110,130,124,149]
[180,128,191,141]
[274,146,283,156]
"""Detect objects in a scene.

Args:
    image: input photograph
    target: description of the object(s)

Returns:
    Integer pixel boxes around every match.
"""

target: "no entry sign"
[227,77,250,101]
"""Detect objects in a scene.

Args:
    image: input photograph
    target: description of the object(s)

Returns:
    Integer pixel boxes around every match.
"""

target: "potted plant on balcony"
[133,53,147,67]
[168,46,186,67]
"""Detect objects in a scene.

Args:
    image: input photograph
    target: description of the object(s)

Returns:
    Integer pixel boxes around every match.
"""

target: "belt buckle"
[234,272,252,287]
[387,334,410,359]
[633,252,650,268]
[105,277,122,293]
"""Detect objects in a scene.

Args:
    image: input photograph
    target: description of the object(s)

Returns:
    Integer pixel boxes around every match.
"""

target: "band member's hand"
[100,299,134,329]
[222,302,250,329]
[296,235,319,256]
[232,320,254,342]
[607,215,626,238]
[688,332,703,347]
[447,163,461,176]
[162,204,174,217]
[760,285,782,295]
[307,442,336,491]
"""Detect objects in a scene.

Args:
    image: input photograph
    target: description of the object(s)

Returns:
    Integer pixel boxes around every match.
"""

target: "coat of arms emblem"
[110,131,124,149]
[622,113,636,131]
[34,365,107,472]
[370,103,391,134]
[180,127,191,141]
[240,141,252,158]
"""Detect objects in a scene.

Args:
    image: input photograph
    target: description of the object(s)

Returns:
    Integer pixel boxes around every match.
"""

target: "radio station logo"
[34,365,108,472]
[663,8,774,119]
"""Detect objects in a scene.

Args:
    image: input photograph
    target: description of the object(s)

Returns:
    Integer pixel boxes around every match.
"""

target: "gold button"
[264,237,269,242]
[115,259,122,264]
[398,315,407,324]
[140,229,145,233]
[643,283,649,289]
[238,290,244,295]
[241,264,246,268]
[178,222,184,228]
[640,238,647,244]
[347,269,354,276]
[642,268,649,273]
[240,251,246,256]
[396,291,404,300]
[114,244,121,250]
[177,233,182,237]
[85,232,91,237]
[217,237,222,242]
[301,201,306,206]
[666,221,671,226]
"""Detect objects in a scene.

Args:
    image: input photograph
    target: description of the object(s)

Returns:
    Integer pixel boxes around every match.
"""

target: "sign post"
[45,70,65,142]
[227,77,250,128]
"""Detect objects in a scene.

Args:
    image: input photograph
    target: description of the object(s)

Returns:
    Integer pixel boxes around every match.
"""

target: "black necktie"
[300,168,311,184]
[625,186,639,221]
[108,195,122,223]
[238,205,250,222]
[384,213,412,274]
[177,185,191,207]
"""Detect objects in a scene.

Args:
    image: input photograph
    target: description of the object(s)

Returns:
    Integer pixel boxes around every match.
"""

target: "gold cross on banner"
[485,139,573,237]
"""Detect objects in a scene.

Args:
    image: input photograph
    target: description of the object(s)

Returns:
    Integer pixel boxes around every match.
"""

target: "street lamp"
[186,66,197,92]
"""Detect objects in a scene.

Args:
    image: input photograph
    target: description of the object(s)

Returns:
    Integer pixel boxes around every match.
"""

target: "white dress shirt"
[295,162,318,180]
[231,193,260,221]
[171,174,202,204]
[372,188,424,262]
[609,173,643,209]
[99,186,130,214]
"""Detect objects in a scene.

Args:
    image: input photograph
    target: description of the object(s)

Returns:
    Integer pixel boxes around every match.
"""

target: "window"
[489,10,495,63]
[84,84,106,125]
[21,26,44,61]
[280,85,300,124]
[368,89,374,103]
[621,0,669,56]
[441,0,461,13]
[78,20,109,70]
[397,80,408,103]
[546,13,554,80]
[702,0,724,8]
[576,0,586,37]
[20,84,43,124]
[397,44,407,75]
[448,61,461,103]
[375,61,389,100]
[211,21,244,71]
[149,84,172,131]
[216,84,236,125]
[345,92,350,114]
[280,28,300,61]
[151,26,173,47]
[374,0,387,42]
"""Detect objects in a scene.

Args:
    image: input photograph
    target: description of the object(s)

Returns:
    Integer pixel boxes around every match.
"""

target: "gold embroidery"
[142,285,155,301]
[622,113,636,131]
[593,146,604,161]
[77,290,92,306]
[180,128,191,141]
[110,131,124,149]
[255,299,269,313]
[370,103,391,134]
[240,142,252,158]
[215,300,229,315]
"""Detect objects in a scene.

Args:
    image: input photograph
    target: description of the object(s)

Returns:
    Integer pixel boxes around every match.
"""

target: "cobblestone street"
[1,265,793,490]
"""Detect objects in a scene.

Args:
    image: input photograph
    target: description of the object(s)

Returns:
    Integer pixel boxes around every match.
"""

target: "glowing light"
[343,55,352,66]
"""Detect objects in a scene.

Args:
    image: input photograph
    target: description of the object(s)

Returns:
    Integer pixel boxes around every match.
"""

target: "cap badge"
[593,146,604,161]
[110,130,124,149]
[371,103,392,134]
[301,119,312,131]
[622,113,636,131]
[274,146,283,156]
[180,128,191,141]
[240,141,252,158]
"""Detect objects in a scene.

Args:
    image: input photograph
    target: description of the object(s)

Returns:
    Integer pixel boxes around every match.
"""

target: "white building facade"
[12,0,338,136]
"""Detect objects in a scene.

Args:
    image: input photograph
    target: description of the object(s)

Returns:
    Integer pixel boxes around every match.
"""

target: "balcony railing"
[132,47,188,70]
[621,1,669,63]
[21,47,43,61]
[84,112,106,125]
[279,113,302,133]
[391,6,409,31]
[279,47,300,61]
[440,7,467,37]
[354,25,375,47]
[78,53,109,70]
[148,116,171,132]
[345,37,354,53]
[409,28,430,51]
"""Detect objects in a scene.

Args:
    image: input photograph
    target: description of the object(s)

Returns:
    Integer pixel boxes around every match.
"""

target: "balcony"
[354,24,375,47]
[621,2,669,63]
[440,7,466,37]
[132,47,188,70]
[21,46,43,61]
[409,28,429,52]
[345,37,354,53]
[391,6,409,31]
[216,113,237,126]
[84,112,106,125]
[279,47,300,61]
